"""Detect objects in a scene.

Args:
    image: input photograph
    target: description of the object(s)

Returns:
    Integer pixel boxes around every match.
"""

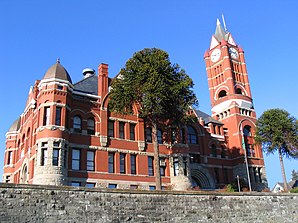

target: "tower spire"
[222,14,227,31]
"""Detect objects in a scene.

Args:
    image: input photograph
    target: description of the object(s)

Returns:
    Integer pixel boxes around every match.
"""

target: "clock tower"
[204,19,267,190]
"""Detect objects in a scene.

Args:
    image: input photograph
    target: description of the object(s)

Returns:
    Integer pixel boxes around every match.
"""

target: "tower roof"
[214,19,228,42]
[8,117,21,132]
[43,60,72,83]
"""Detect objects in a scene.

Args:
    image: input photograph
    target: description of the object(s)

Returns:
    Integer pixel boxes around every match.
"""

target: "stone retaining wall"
[0,183,297,222]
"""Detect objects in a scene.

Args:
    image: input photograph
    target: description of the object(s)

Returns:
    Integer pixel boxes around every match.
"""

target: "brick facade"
[3,20,267,191]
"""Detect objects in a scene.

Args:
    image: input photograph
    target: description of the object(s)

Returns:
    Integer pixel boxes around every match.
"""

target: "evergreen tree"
[291,170,298,181]
[255,109,298,191]
[109,48,197,190]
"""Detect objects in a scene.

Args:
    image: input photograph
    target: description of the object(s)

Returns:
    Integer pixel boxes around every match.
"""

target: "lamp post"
[237,175,241,192]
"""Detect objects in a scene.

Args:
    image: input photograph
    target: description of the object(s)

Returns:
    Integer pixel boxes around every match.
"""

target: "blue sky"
[0,1,297,189]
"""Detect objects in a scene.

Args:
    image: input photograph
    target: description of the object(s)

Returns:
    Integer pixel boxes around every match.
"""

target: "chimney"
[98,63,109,98]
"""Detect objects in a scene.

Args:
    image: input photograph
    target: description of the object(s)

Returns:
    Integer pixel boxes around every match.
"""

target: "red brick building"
[3,20,267,191]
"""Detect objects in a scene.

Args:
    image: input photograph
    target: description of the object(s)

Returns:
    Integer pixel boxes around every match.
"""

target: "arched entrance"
[190,163,216,189]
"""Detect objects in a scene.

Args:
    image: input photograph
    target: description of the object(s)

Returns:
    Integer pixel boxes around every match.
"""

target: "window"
[120,153,126,174]
[43,106,50,126]
[149,186,156,190]
[55,107,62,126]
[87,118,95,135]
[190,153,200,163]
[130,154,137,175]
[236,88,242,94]
[160,158,166,176]
[5,175,10,183]
[211,144,217,157]
[71,182,81,187]
[119,122,125,139]
[173,157,179,176]
[187,126,198,144]
[86,183,96,188]
[148,156,154,176]
[72,149,80,170]
[130,123,135,140]
[183,157,187,176]
[171,128,176,144]
[87,151,95,171]
[218,90,227,98]
[41,148,48,166]
[243,125,251,136]
[157,129,163,144]
[145,127,152,143]
[180,128,186,144]
[108,184,117,189]
[108,152,115,173]
[53,149,59,166]
[7,151,13,165]
[221,146,226,158]
[130,185,138,189]
[73,116,82,133]
[108,121,114,137]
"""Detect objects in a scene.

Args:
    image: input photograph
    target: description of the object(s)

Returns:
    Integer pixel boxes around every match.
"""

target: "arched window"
[87,118,95,135]
[73,116,82,133]
[218,90,227,98]
[187,126,198,144]
[243,125,251,136]
[236,88,242,95]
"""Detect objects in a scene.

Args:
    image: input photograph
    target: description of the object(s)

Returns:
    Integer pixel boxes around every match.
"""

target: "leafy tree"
[109,48,197,190]
[255,109,298,191]
[291,169,298,181]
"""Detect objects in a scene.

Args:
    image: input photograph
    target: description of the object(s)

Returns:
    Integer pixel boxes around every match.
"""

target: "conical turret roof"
[43,59,72,83]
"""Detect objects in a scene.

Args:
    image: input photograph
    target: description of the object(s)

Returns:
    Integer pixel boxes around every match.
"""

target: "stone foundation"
[0,183,297,222]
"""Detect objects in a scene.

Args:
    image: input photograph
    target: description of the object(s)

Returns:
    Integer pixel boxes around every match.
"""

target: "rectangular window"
[43,106,50,126]
[53,149,59,166]
[183,157,187,176]
[7,151,12,165]
[130,123,135,140]
[108,121,114,137]
[108,152,115,173]
[160,158,166,176]
[108,183,117,189]
[173,157,179,176]
[72,149,80,170]
[149,186,156,190]
[86,183,96,188]
[120,153,126,174]
[148,156,154,176]
[71,182,81,187]
[87,151,95,171]
[146,128,152,143]
[55,107,62,126]
[5,175,10,183]
[130,154,137,175]
[41,148,48,166]
[119,122,125,139]
[130,185,138,189]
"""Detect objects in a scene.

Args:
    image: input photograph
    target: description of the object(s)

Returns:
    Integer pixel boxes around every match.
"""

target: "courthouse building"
[3,20,267,191]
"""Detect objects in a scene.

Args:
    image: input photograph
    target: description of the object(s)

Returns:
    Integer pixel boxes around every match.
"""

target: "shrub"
[290,187,298,193]
[225,184,235,192]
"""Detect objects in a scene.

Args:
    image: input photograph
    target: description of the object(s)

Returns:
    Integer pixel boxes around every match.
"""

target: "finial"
[222,14,227,31]
[57,58,60,63]
[216,18,221,26]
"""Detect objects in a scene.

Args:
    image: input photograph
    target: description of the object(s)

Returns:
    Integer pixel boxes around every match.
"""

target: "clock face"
[229,47,239,59]
[211,49,221,62]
